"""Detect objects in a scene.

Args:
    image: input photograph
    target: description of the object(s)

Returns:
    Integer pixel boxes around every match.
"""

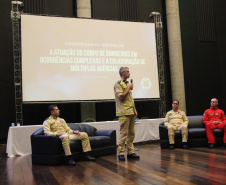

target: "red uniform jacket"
[203,107,226,125]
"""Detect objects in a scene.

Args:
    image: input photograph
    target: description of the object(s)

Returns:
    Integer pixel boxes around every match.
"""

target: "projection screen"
[21,14,160,102]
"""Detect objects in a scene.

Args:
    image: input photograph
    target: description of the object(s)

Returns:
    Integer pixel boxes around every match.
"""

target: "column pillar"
[165,0,186,112]
[77,0,91,18]
[77,0,96,122]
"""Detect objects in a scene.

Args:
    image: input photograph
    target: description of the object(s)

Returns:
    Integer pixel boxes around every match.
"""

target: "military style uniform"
[164,109,189,144]
[43,116,91,156]
[114,80,137,155]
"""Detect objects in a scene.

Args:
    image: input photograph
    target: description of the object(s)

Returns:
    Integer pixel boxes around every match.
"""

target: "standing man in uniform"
[43,105,95,166]
[114,67,140,161]
[164,100,189,149]
[203,98,226,148]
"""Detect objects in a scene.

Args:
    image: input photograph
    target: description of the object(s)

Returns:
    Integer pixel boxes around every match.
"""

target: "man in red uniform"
[203,98,226,148]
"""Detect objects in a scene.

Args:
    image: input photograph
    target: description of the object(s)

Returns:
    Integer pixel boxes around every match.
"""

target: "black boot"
[182,142,188,149]
[208,143,215,149]
[65,155,76,166]
[127,153,140,159]
[118,155,125,161]
[169,144,174,150]
[83,152,95,162]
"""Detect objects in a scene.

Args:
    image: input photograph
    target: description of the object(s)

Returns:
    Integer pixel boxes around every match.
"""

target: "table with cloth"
[6,118,164,157]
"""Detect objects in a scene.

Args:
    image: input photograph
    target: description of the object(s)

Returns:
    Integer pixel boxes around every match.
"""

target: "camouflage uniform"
[164,110,189,144]
[43,116,91,156]
[114,80,137,155]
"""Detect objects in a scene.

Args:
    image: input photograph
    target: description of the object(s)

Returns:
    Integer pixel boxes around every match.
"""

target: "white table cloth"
[6,125,43,157]
[85,118,164,143]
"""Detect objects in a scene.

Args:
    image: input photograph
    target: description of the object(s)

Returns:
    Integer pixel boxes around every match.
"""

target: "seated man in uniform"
[164,100,189,149]
[203,98,226,148]
[43,104,95,166]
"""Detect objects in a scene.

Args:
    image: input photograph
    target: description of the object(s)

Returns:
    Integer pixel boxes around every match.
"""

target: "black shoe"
[65,156,76,166]
[209,143,215,149]
[67,159,76,166]
[169,144,174,150]
[83,155,96,162]
[182,142,188,149]
[118,155,125,161]
[127,153,140,159]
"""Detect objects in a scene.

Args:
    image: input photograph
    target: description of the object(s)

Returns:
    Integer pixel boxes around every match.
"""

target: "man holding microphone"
[114,67,140,161]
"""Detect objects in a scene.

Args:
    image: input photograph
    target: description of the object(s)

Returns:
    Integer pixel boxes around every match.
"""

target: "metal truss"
[11,1,23,124]
[150,12,166,118]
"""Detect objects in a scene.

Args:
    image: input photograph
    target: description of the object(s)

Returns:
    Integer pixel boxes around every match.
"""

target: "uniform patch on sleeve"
[203,113,205,116]
[117,85,121,88]
[43,121,47,125]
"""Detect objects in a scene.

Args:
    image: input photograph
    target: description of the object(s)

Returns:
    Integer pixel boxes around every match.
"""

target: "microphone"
[130,79,133,90]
